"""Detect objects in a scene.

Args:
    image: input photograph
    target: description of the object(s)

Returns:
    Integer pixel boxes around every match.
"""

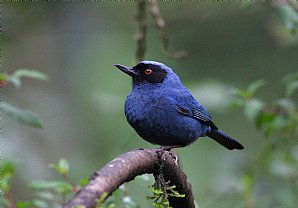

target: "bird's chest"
[125,90,176,129]
[125,92,163,122]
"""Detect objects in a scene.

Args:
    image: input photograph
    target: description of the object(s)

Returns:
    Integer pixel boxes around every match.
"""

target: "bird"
[114,61,244,150]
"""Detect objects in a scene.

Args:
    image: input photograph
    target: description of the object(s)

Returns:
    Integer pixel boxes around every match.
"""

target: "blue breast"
[124,86,210,146]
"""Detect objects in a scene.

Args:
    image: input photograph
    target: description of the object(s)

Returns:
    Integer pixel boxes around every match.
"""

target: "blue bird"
[114,61,244,150]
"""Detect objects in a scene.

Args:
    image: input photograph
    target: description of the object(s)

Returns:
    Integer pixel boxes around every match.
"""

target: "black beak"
[114,64,137,78]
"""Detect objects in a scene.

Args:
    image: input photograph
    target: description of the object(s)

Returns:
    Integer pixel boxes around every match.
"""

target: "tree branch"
[135,1,147,63]
[134,1,188,62]
[149,1,188,59]
[63,148,195,208]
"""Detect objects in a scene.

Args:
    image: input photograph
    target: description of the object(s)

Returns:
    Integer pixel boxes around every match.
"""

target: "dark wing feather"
[172,91,243,150]
[175,94,218,129]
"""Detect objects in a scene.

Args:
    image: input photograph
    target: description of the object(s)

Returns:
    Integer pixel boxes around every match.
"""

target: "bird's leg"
[159,144,186,151]
[159,146,183,166]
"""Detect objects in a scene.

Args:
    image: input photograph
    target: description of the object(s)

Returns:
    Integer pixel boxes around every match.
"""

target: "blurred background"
[2,1,298,208]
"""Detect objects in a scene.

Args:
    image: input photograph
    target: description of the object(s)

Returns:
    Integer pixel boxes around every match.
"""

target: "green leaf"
[247,80,265,97]
[283,72,298,96]
[276,98,296,114]
[27,180,72,195]
[95,192,108,208]
[16,201,34,208]
[275,3,298,33]
[79,177,89,186]
[49,159,69,175]
[233,89,251,98]
[106,204,116,208]
[37,192,54,200]
[283,72,298,83]
[1,101,43,128]
[32,199,48,208]
[241,174,253,195]
[233,80,265,99]
[256,111,276,129]
[0,72,7,82]
[230,98,245,108]
[265,115,292,136]
[58,159,69,174]
[1,161,15,192]
[8,69,48,87]
[286,80,298,97]
[244,99,264,120]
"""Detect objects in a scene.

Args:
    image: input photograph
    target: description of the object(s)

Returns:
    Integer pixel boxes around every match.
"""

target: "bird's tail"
[207,129,244,150]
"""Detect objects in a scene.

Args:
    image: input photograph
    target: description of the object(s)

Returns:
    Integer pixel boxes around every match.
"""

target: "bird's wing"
[174,93,218,129]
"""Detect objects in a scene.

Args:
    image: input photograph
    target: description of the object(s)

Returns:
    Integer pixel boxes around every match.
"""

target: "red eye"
[144,68,152,75]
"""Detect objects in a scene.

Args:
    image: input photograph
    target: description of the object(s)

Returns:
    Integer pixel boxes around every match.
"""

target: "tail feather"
[207,129,244,150]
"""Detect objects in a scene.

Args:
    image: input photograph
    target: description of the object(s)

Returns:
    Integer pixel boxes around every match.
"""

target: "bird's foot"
[158,146,179,166]
[169,151,179,166]
[159,144,186,151]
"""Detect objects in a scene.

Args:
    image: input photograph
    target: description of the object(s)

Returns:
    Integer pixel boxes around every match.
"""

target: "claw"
[169,151,179,166]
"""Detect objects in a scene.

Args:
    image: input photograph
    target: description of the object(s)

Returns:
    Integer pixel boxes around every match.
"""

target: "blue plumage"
[115,61,244,150]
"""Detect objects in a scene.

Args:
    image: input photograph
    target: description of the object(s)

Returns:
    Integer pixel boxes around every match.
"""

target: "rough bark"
[63,148,195,208]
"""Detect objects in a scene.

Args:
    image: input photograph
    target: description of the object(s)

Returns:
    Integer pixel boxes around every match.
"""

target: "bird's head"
[114,61,179,87]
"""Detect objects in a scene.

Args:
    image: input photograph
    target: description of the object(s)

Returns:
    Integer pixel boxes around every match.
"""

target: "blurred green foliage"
[2,1,298,208]
[1,101,44,128]
[1,161,15,207]
[49,159,70,176]
[274,2,298,33]
[283,72,298,97]
[6,69,48,88]
[233,73,298,208]
[2,159,78,208]
[1,69,47,128]
[233,73,298,137]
